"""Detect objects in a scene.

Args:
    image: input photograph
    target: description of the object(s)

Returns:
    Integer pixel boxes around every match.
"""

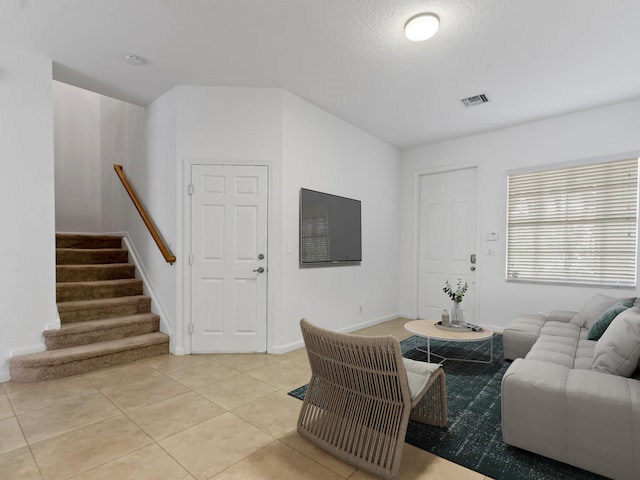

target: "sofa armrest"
[547,310,577,323]
[502,359,640,480]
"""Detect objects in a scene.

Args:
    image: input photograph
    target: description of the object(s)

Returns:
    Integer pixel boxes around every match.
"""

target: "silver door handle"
[470,266,476,271]
[253,267,265,274]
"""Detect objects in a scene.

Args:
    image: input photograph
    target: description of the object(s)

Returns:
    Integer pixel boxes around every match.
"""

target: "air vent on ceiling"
[460,93,489,108]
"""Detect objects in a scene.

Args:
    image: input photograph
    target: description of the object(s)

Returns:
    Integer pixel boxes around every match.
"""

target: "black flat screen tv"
[299,188,362,266]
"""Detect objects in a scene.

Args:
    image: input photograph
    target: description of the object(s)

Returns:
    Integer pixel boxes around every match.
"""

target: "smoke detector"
[460,93,489,108]
[124,54,143,66]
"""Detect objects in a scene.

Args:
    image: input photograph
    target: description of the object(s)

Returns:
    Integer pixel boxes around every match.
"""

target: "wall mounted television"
[299,188,362,267]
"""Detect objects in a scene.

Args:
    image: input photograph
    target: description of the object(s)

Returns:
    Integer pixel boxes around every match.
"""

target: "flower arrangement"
[443,279,469,303]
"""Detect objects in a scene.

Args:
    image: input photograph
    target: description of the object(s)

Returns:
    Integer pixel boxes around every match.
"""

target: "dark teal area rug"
[288,335,608,480]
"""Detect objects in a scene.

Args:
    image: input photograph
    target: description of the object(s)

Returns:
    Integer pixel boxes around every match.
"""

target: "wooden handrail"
[113,164,176,265]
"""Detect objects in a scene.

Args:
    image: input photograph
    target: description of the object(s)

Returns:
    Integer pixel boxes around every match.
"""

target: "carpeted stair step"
[11,233,170,383]
[44,313,161,350]
[56,233,122,249]
[56,248,129,265]
[57,295,151,324]
[56,278,143,302]
[57,264,136,282]
[9,333,170,382]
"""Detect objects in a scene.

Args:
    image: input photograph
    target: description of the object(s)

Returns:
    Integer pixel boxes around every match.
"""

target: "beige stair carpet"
[10,234,169,382]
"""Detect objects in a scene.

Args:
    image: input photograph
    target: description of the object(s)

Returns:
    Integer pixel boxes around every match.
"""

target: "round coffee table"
[404,319,494,364]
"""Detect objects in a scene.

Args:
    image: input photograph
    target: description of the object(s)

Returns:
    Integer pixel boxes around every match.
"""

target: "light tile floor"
[0,318,492,480]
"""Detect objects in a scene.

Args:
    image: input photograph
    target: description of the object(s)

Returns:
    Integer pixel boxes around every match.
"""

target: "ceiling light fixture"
[404,13,440,41]
[124,54,142,66]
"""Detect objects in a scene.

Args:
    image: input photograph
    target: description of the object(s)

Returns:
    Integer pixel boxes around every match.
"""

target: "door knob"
[253,267,265,274]
[470,266,476,271]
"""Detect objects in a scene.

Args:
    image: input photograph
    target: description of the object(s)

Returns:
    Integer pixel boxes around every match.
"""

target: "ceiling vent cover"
[460,93,489,107]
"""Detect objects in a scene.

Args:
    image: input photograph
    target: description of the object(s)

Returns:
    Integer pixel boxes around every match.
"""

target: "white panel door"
[418,168,478,323]
[190,164,268,352]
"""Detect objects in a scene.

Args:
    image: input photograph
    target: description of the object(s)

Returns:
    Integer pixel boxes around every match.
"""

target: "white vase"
[451,301,465,327]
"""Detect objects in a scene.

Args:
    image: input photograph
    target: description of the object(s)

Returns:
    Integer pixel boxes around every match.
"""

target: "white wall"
[53,82,176,344]
[399,99,640,329]
[128,89,178,345]
[173,86,284,354]
[278,92,400,350]
[100,94,146,233]
[53,84,285,355]
[143,86,402,354]
[53,81,102,232]
[53,81,146,233]
[0,47,56,381]
[48,81,640,358]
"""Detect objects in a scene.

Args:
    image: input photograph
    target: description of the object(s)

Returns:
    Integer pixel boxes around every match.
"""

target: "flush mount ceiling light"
[404,13,440,41]
[124,54,142,66]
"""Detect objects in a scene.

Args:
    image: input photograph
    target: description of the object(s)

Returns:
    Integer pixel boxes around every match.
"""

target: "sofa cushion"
[587,302,630,340]
[574,340,597,370]
[526,335,579,368]
[592,308,640,377]
[502,314,548,360]
[570,294,635,328]
[402,357,441,400]
[548,310,578,323]
[540,321,581,337]
[524,328,597,369]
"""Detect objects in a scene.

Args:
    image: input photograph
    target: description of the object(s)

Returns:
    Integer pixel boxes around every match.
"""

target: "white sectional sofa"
[501,294,640,480]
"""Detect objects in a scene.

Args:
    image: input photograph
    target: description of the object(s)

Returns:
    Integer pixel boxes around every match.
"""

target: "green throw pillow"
[587,302,630,340]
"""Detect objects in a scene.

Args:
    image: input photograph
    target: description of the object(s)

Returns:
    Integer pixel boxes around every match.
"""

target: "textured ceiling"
[1,0,639,148]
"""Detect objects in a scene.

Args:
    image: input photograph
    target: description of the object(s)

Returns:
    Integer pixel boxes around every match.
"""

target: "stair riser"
[56,235,122,249]
[57,265,136,282]
[56,249,129,265]
[56,281,143,302]
[45,319,160,350]
[58,299,151,323]
[10,341,169,382]
[11,234,170,383]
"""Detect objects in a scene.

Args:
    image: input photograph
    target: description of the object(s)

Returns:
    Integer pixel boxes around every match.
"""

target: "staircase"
[10,234,170,382]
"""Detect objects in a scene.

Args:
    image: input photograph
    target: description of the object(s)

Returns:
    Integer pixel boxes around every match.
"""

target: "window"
[506,157,639,286]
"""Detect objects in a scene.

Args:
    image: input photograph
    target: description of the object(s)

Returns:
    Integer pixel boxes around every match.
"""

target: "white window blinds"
[506,157,639,286]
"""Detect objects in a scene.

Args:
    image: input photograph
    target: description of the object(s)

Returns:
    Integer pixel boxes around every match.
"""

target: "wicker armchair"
[297,318,447,480]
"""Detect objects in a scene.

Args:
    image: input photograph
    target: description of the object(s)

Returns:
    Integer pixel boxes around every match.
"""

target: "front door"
[418,167,478,323]
[190,164,268,352]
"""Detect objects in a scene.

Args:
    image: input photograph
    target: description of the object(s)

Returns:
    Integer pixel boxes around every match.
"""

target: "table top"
[404,319,493,342]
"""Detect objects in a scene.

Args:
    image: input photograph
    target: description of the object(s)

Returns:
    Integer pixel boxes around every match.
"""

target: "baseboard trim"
[270,314,400,354]
[337,314,399,335]
[270,341,304,355]
[120,234,175,352]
